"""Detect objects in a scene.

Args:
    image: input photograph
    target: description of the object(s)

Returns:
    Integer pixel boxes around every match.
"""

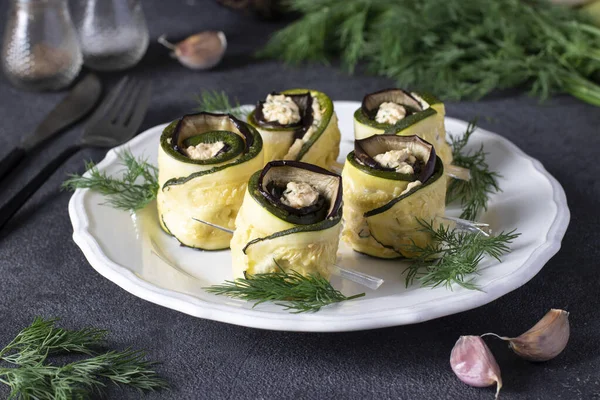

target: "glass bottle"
[1,0,83,91]
[71,0,149,71]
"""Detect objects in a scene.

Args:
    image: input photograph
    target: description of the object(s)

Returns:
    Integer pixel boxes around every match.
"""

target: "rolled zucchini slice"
[157,112,264,250]
[247,89,341,169]
[353,88,453,165]
[230,160,343,279]
[341,135,447,259]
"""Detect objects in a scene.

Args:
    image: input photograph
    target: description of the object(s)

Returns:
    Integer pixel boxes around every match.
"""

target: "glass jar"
[71,0,149,71]
[1,0,83,91]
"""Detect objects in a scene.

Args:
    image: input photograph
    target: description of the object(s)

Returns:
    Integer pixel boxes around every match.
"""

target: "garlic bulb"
[450,336,502,399]
[158,31,227,70]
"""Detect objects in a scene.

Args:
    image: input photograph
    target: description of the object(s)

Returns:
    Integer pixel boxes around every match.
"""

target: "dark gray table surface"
[1,1,599,399]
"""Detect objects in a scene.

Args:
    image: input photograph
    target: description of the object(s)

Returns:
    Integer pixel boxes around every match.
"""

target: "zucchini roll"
[230,160,343,279]
[342,135,446,259]
[157,112,263,250]
[247,89,341,169]
[353,88,453,165]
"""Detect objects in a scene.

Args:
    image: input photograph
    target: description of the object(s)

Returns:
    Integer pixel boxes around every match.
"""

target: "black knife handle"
[0,145,81,231]
[0,147,26,184]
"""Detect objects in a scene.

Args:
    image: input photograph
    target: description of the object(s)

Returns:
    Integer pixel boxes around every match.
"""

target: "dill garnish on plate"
[63,150,158,211]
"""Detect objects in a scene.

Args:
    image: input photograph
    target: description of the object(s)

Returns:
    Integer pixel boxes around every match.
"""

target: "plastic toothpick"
[191,217,385,290]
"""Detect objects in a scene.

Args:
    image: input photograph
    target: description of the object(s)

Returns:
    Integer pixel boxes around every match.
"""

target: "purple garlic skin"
[509,309,570,362]
[158,31,227,70]
[450,336,502,399]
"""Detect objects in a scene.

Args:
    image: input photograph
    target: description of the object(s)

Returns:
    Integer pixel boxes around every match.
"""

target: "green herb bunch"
[260,0,600,105]
[63,150,159,211]
[404,219,520,290]
[0,318,167,399]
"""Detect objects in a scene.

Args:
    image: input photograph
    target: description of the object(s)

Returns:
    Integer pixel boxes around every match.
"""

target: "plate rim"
[68,108,570,332]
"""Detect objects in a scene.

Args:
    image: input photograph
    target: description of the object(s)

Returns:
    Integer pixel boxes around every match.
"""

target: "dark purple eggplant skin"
[360,88,422,120]
[171,112,254,156]
[257,160,343,220]
[354,135,437,183]
[253,92,314,140]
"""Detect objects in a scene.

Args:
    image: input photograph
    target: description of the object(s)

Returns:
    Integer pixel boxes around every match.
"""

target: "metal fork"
[0,76,152,230]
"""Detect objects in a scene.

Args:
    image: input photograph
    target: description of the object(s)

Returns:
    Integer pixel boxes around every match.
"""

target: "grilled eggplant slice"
[157,112,263,250]
[247,89,341,169]
[230,160,343,279]
[342,135,446,259]
[353,88,453,165]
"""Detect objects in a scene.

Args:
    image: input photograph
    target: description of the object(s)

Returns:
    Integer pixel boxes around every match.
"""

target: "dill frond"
[63,150,159,211]
[0,318,167,399]
[404,219,520,290]
[447,120,501,221]
[206,262,365,313]
[193,90,249,120]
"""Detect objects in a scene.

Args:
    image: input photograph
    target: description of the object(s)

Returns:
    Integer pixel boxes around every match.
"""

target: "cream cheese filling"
[373,149,418,174]
[375,102,407,124]
[185,141,225,160]
[263,94,301,125]
[280,181,319,209]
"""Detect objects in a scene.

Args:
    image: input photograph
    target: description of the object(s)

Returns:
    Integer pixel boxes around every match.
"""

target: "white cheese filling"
[262,94,301,125]
[185,141,225,160]
[400,180,422,195]
[280,181,319,209]
[375,102,407,124]
[373,149,418,175]
[286,98,322,160]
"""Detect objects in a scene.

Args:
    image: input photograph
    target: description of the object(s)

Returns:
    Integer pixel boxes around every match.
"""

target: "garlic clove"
[450,336,502,399]
[508,309,570,362]
[158,31,227,70]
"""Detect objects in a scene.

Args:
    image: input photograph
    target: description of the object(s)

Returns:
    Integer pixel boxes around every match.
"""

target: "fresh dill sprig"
[63,150,159,211]
[0,318,168,399]
[205,262,365,313]
[259,0,600,106]
[0,317,106,365]
[404,219,520,290]
[447,120,501,220]
[194,90,249,120]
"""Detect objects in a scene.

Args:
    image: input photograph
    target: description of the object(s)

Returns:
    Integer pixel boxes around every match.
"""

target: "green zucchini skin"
[230,161,343,279]
[283,89,334,161]
[157,113,264,251]
[341,153,447,259]
[364,158,444,218]
[346,152,418,182]
[161,121,263,190]
[353,106,437,134]
[246,89,340,169]
[241,206,342,255]
[353,89,454,166]
[181,130,244,164]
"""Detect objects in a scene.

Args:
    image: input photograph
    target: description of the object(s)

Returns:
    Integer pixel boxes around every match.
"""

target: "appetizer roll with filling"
[353,88,453,165]
[230,161,343,279]
[247,89,341,169]
[157,112,263,250]
[342,135,446,259]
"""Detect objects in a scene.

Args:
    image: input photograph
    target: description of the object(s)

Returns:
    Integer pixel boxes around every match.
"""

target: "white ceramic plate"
[69,101,569,332]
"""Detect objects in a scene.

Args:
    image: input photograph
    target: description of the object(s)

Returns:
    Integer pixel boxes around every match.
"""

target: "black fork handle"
[0,147,27,184]
[0,145,81,231]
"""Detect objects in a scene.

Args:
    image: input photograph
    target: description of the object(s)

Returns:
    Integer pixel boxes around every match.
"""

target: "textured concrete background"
[0,1,599,399]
